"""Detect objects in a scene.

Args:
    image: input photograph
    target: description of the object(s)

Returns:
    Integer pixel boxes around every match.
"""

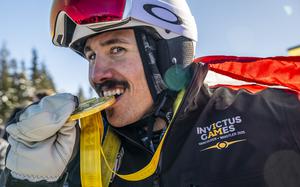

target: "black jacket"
[3,63,300,187]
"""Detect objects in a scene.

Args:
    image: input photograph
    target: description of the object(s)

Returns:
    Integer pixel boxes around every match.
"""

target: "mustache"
[94,80,129,96]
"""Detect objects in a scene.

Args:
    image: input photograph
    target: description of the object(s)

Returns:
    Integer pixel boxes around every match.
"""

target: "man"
[2,0,300,187]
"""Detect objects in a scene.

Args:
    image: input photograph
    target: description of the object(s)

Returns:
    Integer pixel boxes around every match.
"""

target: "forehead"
[85,29,135,47]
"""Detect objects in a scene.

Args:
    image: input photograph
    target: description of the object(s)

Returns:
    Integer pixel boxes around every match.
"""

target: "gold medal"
[68,96,116,122]
[67,96,116,187]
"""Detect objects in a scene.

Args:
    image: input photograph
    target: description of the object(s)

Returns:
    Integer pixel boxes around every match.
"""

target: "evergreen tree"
[30,49,56,92]
[30,48,40,87]
[0,45,57,126]
[0,44,10,92]
[88,87,94,98]
[9,59,19,104]
[38,63,56,91]
[77,86,86,102]
[15,61,34,104]
[0,44,13,124]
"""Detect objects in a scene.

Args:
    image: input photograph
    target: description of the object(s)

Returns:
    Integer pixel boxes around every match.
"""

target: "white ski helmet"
[51,0,198,100]
[50,0,197,55]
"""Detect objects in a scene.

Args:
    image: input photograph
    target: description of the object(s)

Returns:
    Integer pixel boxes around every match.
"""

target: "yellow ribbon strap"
[80,112,103,187]
[73,96,118,187]
[100,89,185,181]
[101,127,121,187]
[75,89,185,186]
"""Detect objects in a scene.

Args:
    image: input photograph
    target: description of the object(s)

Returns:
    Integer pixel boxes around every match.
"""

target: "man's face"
[85,29,153,127]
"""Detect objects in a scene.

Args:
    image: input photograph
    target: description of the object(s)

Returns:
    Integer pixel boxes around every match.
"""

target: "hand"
[5,93,79,182]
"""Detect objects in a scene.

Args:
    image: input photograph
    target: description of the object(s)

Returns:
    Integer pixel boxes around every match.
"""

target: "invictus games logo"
[196,116,247,151]
[196,116,242,140]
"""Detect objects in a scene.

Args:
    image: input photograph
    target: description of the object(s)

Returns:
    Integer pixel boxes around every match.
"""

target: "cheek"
[129,57,153,105]
[88,68,93,83]
[87,63,96,88]
[125,56,146,82]
[88,62,96,82]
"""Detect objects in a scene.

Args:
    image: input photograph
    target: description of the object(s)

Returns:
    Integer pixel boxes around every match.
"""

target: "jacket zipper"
[155,63,204,187]
[111,127,153,155]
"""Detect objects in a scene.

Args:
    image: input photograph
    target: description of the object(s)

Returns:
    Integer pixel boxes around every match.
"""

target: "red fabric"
[194,56,300,92]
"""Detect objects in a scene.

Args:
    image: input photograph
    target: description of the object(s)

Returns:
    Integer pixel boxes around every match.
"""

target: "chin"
[108,119,127,128]
[105,107,147,128]
[105,110,131,128]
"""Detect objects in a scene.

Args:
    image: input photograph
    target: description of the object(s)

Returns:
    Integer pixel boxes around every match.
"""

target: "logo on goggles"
[143,4,182,25]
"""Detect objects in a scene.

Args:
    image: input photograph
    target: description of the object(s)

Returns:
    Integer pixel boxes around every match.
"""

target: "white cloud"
[283,5,293,16]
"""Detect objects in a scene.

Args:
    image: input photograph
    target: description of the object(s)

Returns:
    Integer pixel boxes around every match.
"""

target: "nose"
[89,56,113,83]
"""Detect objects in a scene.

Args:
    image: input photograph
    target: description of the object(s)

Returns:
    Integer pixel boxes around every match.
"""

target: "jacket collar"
[109,63,210,151]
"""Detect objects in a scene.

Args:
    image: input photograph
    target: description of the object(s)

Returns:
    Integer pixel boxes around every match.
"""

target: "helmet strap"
[136,90,177,152]
[134,28,167,102]
[134,28,191,151]
[153,89,177,124]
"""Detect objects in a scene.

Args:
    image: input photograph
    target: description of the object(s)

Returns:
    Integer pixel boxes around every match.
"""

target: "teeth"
[102,88,125,97]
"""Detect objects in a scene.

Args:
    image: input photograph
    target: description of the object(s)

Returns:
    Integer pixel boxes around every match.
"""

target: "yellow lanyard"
[80,112,103,187]
[79,90,185,186]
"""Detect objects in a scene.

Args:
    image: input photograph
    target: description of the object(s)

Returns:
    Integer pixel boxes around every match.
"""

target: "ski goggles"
[50,0,132,47]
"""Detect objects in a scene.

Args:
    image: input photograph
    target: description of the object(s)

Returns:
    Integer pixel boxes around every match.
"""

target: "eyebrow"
[84,38,129,55]
[100,38,129,46]
[84,46,92,55]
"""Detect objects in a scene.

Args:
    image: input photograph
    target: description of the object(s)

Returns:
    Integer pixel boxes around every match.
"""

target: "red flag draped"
[194,56,300,93]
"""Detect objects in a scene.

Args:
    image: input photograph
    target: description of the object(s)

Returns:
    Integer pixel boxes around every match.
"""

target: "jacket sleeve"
[0,168,67,187]
[285,92,300,149]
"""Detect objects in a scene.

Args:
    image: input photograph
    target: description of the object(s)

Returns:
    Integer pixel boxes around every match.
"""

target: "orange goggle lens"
[50,0,126,39]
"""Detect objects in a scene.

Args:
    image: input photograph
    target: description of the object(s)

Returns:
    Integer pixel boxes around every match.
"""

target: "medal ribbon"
[79,89,184,186]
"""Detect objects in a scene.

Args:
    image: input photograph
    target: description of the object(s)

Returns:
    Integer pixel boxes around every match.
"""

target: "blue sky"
[0,0,299,96]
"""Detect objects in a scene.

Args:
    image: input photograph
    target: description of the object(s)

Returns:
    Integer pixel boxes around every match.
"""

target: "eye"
[110,47,125,55]
[86,52,96,63]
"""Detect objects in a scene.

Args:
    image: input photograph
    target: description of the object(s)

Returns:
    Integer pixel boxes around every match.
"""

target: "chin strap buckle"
[154,90,177,124]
